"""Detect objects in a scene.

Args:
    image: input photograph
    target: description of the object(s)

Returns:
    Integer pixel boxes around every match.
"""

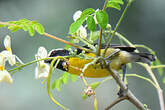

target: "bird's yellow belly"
[67,57,121,78]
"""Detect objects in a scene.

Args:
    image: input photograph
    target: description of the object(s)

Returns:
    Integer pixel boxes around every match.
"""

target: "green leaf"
[90,82,101,90]
[64,44,71,50]
[71,74,78,82]
[34,23,45,35]
[52,73,69,91]
[8,21,17,24]
[69,8,95,34]
[82,93,88,100]
[162,77,165,84]
[31,21,38,24]
[19,18,30,23]
[52,78,63,91]
[153,59,163,76]
[8,25,22,32]
[69,17,86,34]
[30,21,44,35]
[96,10,108,29]
[28,25,35,36]
[62,72,69,84]
[0,24,7,28]
[22,24,29,32]
[87,15,96,31]
[107,2,121,10]
[80,8,95,18]
[110,0,124,5]
[52,80,56,90]
[106,0,124,10]
[55,78,62,91]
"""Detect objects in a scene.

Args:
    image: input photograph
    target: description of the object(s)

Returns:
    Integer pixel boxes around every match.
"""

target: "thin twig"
[47,57,68,110]
[105,96,127,110]
[101,74,157,89]
[103,0,108,10]
[97,0,109,56]
[43,32,90,52]
[103,2,130,57]
[97,29,103,56]
[151,65,165,69]
[9,57,55,75]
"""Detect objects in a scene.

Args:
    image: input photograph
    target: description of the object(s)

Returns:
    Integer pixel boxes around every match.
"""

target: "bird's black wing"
[77,43,136,54]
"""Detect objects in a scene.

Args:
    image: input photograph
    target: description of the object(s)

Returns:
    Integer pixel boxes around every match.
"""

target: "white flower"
[1,51,16,66]
[2,35,16,66]
[4,35,12,52]
[35,47,50,79]
[73,10,82,21]
[78,26,87,39]
[73,10,87,39]
[0,53,13,84]
[0,70,13,84]
[106,24,111,29]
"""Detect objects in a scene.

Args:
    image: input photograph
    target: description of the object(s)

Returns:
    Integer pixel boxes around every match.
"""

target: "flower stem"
[9,57,56,75]
[47,56,69,110]
[103,1,130,57]
[76,36,96,52]
[151,65,165,69]
[97,0,109,56]
[101,74,158,89]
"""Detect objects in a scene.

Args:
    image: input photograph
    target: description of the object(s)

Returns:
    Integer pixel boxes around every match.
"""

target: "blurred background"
[0,0,165,110]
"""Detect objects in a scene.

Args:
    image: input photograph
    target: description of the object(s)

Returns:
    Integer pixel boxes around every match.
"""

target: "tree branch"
[105,66,146,110]
[105,96,127,110]
[113,30,164,110]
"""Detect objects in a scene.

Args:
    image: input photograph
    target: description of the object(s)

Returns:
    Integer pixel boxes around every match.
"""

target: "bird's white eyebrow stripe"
[48,48,64,56]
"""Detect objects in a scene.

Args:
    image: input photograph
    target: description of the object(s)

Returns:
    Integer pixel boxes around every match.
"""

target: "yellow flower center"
[0,65,4,71]
[6,46,12,52]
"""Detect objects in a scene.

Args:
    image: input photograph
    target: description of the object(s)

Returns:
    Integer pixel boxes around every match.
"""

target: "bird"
[45,44,156,78]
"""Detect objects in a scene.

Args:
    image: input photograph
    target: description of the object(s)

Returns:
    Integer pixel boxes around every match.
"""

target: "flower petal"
[4,35,11,51]
[8,55,16,66]
[35,63,49,79]
[1,50,16,66]
[37,47,48,59]
[1,50,11,57]
[0,53,5,67]
[0,70,13,84]
[73,10,82,21]
[79,26,87,38]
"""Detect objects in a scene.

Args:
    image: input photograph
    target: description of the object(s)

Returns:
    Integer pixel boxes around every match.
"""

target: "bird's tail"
[131,52,156,65]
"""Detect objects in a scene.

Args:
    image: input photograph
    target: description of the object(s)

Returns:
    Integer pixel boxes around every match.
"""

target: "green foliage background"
[0,0,165,110]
